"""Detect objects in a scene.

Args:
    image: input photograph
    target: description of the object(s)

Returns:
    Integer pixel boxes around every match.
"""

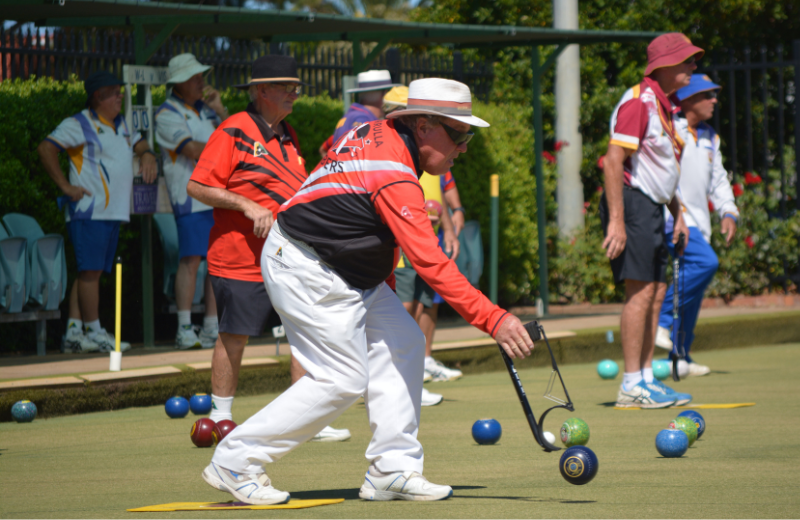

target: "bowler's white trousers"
[212,223,427,475]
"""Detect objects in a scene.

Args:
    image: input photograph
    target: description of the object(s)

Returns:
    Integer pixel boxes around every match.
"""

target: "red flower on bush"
[554,140,569,151]
[744,171,762,185]
[708,200,715,212]
[745,235,755,248]
[733,183,744,197]
[542,151,556,164]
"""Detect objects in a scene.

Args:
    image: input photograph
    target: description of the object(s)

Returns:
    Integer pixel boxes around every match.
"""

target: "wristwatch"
[452,207,466,215]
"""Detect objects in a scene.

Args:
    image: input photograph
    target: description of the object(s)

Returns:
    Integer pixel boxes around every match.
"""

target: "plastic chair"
[153,213,205,305]
[455,220,484,289]
[1,214,67,311]
[0,221,28,313]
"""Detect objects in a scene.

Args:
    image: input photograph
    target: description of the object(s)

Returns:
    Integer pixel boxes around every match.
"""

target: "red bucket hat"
[645,33,704,76]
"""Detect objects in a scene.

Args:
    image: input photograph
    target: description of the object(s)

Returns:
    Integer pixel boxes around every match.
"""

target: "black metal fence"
[0,25,494,100]
[699,41,800,215]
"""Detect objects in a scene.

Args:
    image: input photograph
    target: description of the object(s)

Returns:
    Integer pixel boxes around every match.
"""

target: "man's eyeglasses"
[703,90,718,100]
[441,121,474,146]
[682,55,697,66]
[271,83,302,95]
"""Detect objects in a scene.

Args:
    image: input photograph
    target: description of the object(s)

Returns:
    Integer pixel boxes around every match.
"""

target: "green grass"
[2,344,799,518]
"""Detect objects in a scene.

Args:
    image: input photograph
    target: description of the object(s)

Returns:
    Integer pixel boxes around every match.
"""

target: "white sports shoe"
[202,462,290,505]
[359,470,452,501]
[199,325,218,349]
[311,425,351,442]
[175,325,202,350]
[62,327,100,354]
[424,358,462,382]
[423,371,433,383]
[655,326,673,350]
[615,381,676,409]
[86,326,131,352]
[421,387,443,407]
[680,359,710,377]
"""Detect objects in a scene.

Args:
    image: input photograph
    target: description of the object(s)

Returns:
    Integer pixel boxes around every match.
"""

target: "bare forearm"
[181,141,206,161]
[439,203,455,236]
[667,196,682,219]
[603,146,628,222]
[37,141,71,193]
[443,187,462,211]
[187,181,254,213]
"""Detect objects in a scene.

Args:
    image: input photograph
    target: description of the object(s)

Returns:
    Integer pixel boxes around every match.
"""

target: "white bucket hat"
[166,53,212,85]
[385,78,489,127]
[346,70,402,93]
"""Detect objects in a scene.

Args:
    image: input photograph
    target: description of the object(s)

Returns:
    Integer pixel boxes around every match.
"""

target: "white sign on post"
[123,64,171,214]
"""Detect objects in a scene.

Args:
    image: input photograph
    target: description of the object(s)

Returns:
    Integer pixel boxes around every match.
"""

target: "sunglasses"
[441,121,474,146]
[682,56,697,66]
[703,90,718,100]
[271,83,302,95]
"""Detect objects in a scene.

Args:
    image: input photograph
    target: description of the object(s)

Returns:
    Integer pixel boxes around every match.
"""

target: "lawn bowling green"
[1,343,799,518]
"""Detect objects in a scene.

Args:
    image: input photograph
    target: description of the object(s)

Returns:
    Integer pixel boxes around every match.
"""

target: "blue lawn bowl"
[597,359,619,380]
[472,419,502,445]
[559,445,599,485]
[165,396,190,418]
[190,394,213,415]
[11,400,37,423]
[656,428,689,458]
[652,360,671,381]
[678,410,706,439]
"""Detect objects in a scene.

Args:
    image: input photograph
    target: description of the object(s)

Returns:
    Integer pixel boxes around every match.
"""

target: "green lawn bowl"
[669,416,699,447]
[560,417,590,447]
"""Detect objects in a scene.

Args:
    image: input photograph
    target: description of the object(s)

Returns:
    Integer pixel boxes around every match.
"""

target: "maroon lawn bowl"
[191,418,216,448]
[212,420,237,444]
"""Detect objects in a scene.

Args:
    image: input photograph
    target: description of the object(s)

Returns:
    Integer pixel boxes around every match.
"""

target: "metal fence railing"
[0,25,495,100]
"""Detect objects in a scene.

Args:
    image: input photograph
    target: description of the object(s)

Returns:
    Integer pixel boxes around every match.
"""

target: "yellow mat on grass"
[128,499,344,512]
[613,403,756,410]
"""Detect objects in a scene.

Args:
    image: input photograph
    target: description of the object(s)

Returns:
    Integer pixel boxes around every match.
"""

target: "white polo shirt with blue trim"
[46,109,142,222]
[155,94,220,216]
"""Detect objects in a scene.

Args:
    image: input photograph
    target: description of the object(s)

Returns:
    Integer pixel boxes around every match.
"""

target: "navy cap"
[84,71,124,105]
[676,74,721,101]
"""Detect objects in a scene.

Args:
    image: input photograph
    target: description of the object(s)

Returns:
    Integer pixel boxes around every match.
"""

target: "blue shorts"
[175,210,214,259]
[67,220,121,273]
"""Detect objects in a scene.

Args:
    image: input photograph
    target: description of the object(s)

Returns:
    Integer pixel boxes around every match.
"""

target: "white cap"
[167,53,212,85]
[346,70,402,93]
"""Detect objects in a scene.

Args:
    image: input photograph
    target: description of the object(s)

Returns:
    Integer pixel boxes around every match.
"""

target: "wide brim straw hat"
[346,70,403,93]
[166,53,212,85]
[234,55,307,89]
[385,78,489,127]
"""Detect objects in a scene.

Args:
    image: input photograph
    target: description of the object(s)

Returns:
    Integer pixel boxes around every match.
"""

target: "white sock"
[642,367,654,383]
[203,315,219,331]
[84,319,101,335]
[177,310,192,328]
[424,356,435,368]
[622,371,643,391]
[67,319,82,333]
[209,394,233,422]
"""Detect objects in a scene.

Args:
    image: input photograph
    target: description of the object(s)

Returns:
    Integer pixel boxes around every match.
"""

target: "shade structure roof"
[4,0,658,47]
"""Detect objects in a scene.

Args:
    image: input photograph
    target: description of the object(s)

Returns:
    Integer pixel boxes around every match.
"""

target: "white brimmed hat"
[385,78,489,127]
[166,53,212,85]
[346,70,402,93]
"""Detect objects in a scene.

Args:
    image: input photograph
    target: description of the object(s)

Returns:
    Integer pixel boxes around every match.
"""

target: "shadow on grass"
[290,488,361,501]
[452,486,595,504]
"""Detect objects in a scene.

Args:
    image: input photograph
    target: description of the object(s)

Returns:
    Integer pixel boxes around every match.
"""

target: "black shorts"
[599,187,668,284]
[210,276,273,337]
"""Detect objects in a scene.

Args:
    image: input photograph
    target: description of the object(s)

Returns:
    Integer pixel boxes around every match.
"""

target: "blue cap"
[676,74,721,101]
[84,71,124,106]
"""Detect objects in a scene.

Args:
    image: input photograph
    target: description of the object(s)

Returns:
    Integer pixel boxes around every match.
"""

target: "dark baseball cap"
[84,71,124,105]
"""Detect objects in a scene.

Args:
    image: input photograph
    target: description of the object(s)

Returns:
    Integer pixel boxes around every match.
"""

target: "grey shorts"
[394,266,435,308]
[599,187,668,284]
[209,275,273,337]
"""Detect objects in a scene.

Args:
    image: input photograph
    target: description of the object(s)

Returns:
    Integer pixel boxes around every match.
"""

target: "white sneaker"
[62,327,100,354]
[615,381,676,409]
[202,462,290,505]
[421,387,443,407]
[199,325,218,349]
[655,326,673,350]
[686,360,710,377]
[424,358,462,382]
[311,425,351,442]
[359,470,452,501]
[423,371,433,383]
[86,326,131,352]
[175,325,202,350]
